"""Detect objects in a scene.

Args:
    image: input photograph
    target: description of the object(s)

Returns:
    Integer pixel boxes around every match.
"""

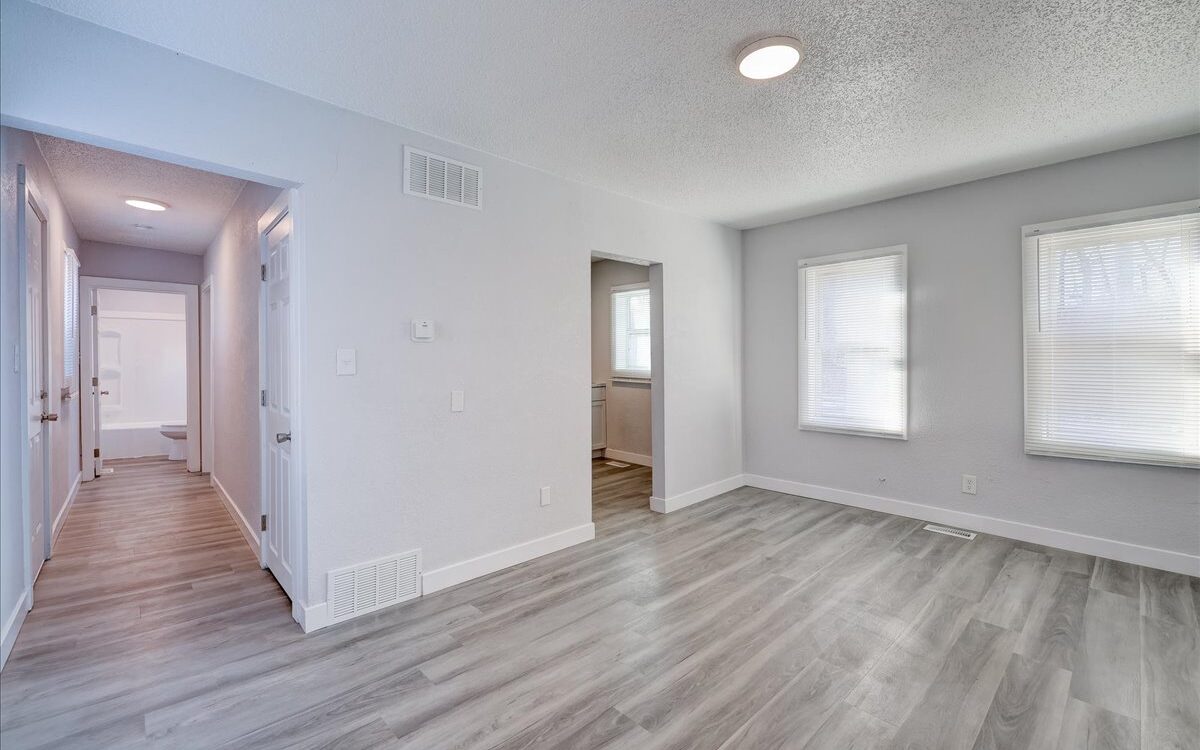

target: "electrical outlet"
[961,474,978,495]
[539,486,551,507]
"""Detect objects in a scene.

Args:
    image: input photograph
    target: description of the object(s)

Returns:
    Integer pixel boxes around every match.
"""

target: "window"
[1023,203,1199,468]
[612,283,651,379]
[799,246,907,438]
[63,248,80,387]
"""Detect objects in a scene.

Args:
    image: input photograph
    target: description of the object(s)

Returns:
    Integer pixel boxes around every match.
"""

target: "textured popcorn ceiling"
[29,0,1200,228]
[35,134,246,253]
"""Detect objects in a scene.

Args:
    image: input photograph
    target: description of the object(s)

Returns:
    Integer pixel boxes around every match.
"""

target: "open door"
[19,166,52,594]
[260,201,297,601]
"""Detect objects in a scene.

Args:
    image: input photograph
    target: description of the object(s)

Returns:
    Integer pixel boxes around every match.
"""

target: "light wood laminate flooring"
[1,456,1196,749]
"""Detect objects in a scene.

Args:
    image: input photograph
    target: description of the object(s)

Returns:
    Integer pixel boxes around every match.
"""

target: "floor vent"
[328,550,421,624]
[605,461,631,468]
[405,147,482,209]
[923,523,977,540]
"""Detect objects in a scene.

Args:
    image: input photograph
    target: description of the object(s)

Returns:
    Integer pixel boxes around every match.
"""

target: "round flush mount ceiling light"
[736,36,803,80]
[125,197,169,212]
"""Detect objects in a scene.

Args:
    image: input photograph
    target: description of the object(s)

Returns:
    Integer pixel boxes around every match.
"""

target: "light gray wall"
[0,125,81,667]
[743,135,1200,561]
[0,2,744,612]
[203,181,282,541]
[77,240,203,285]
[591,259,652,460]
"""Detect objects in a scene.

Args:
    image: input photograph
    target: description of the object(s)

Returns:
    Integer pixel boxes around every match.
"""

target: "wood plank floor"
[1,456,1197,749]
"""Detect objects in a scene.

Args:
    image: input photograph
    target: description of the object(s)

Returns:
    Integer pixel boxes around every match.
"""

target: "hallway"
[0,458,294,747]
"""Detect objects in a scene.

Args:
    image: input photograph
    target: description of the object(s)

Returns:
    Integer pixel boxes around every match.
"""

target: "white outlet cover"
[411,319,435,342]
[451,390,464,412]
[961,474,978,495]
[336,348,357,376]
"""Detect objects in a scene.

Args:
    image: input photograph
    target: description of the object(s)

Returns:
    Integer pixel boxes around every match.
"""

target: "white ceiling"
[29,0,1200,229]
[34,134,246,254]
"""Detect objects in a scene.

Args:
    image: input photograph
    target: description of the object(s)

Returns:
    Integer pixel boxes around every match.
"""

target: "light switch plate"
[336,348,357,376]
[451,390,464,412]
[540,486,552,507]
[411,319,435,342]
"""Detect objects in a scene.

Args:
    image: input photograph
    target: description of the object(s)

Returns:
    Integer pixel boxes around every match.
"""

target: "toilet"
[159,424,187,460]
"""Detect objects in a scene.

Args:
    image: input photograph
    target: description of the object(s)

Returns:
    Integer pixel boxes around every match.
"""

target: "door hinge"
[261,389,267,407]
[260,264,267,281]
[93,448,100,457]
[261,514,268,531]
[92,376,99,387]
[90,304,97,316]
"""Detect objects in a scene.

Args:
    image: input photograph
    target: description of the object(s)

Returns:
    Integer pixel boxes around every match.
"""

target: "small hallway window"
[612,283,651,379]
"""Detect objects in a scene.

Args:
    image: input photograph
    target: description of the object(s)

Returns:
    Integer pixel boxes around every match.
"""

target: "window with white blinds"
[799,247,907,438]
[1023,205,1200,468]
[63,248,80,387]
[612,283,651,379]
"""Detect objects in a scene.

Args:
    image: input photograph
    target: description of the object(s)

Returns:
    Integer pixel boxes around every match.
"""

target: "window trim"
[1021,199,1200,468]
[797,244,909,440]
[611,281,652,381]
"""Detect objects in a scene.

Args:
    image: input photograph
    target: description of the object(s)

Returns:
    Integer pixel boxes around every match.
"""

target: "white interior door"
[263,210,296,599]
[23,179,50,585]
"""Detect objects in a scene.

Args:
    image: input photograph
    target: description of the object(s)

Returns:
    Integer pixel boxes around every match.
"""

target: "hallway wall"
[78,240,203,284]
[203,181,283,551]
[0,125,82,668]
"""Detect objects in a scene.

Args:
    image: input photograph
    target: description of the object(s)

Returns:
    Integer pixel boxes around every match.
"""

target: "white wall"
[743,135,1200,570]
[0,2,743,615]
[77,239,203,285]
[0,124,81,667]
[203,181,282,545]
[591,259,652,461]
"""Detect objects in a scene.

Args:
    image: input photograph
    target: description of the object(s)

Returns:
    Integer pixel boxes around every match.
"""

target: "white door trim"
[16,165,51,608]
[79,276,201,474]
[199,276,214,474]
[258,188,308,617]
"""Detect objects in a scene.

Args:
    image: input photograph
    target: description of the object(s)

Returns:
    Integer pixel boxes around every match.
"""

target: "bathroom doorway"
[80,278,200,477]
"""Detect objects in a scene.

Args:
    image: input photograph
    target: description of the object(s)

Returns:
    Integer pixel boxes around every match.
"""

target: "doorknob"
[41,413,59,422]
[100,390,110,395]
[275,432,291,443]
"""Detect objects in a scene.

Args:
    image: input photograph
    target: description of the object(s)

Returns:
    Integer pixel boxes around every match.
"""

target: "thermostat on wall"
[411,319,435,342]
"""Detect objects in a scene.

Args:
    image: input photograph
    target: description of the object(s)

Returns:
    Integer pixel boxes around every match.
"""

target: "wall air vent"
[404,147,482,209]
[327,549,422,624]
[923,523,977,540]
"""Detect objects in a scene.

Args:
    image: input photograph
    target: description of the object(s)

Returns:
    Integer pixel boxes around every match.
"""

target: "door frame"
[199,276,214,474]
[79,277,200,476]
[16,165,52,607]
[258,188,308,620]
[588,251,667,508]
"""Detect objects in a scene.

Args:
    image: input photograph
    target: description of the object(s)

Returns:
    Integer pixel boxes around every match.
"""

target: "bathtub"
[100,420,181,459]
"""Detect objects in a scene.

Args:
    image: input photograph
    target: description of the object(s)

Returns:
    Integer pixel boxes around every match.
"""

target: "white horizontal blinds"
[800,250,907,437]
[63,249,80,383]
[1024,212,1200,467]
[612,284,651,378]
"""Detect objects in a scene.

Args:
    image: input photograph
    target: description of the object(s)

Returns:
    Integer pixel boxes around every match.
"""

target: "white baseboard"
[293,599,327,633]
[744,474,1200,578]
[650,474,747,514]
[52,472,82,546]
[0,591,30,672]
[211,474,261,558]
[603,449,652,467]
[422,523,596,595]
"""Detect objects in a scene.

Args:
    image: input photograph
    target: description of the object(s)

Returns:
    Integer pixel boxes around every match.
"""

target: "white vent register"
[327,550,422,623]
[405,146,482,209]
